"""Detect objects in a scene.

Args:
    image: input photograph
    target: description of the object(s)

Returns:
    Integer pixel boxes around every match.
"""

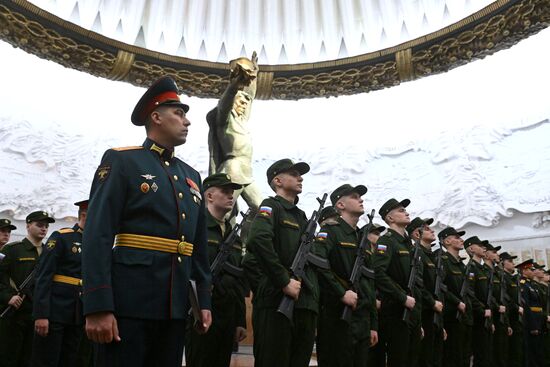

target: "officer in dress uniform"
[245,158,318,367]
[517,259,545,367]
[0,211,55,367]
[500,251,524,367]
[438,227,472,367]
[407,217,445,367]
[31,200,88,367]
[313,184,378,367]
[0,219,17,250]
[185,173,247,367]
[81,76,212,367]
[373,198,423,367]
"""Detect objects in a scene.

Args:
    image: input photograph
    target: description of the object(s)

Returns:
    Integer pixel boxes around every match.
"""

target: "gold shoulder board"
[112,146,143,151]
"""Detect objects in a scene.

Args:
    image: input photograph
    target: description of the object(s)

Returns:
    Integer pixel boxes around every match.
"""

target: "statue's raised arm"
[206,52,262,211]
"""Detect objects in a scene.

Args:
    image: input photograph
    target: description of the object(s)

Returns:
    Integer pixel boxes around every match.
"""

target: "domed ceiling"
[1,0,549,99]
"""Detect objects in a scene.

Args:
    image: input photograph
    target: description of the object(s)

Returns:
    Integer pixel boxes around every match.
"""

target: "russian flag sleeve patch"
[259,206,273,217]
[377,244,387,253]
[316,232,328,241]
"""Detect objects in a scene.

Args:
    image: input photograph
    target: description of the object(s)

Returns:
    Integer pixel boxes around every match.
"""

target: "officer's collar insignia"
[150,143,165,156]
[141,174,156,180]
[97,165,111,181]
[151,182,159,192]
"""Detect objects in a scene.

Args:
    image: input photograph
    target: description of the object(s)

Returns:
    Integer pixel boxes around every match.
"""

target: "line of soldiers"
[1,75,550,367]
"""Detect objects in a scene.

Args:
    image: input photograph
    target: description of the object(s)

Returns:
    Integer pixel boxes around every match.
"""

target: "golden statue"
[207,52,262,211]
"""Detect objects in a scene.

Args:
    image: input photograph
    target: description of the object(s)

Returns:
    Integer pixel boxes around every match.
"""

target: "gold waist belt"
[53,274,82,286]
[114,233,194,257]
[530,306,543,313]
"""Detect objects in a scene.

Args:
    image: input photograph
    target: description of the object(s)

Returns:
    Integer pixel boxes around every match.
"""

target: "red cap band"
[141,91,180,121]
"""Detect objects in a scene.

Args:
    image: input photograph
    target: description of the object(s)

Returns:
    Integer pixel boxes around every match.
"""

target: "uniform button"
[178,192,183,199]
[177,257,182,263]
[164,161,170,166]
[181,235,185,241]
[182,213,186,220]
[173,175,178,180]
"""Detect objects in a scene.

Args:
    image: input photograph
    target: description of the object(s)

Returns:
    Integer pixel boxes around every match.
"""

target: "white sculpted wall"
[1,28,550,264]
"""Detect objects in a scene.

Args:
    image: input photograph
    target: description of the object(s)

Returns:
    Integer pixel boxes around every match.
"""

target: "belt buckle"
[177,241,187,255]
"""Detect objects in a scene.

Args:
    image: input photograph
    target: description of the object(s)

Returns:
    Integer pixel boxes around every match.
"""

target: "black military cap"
[203,173,243,191]
[500,252,517,261]
[318,206,339,224]
[370,224,386,233]
[378,198,410,219]
[131,76,189,126]
[439,227,466,242]
[0,219,16,231]
[330,184,368,205]
[516,259,534,270]
[26,211,55,224]
[266,159,310,184]
[485,242,501,252]
[74,200,89,209]
[463,236,487,249]
[406,217,434,236]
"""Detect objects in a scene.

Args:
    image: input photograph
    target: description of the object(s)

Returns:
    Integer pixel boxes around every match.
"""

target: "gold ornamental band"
[52,274,82,286]
[114,233,194,257]
[530,307,543,313]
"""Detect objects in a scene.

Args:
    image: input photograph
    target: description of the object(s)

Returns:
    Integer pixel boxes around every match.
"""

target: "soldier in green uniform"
[245,158,318,367]
[464,236,493,367]
[185,173,247,367]
[517,259,545,367]
[0,219,16,251]
[373,198,423,367]
[0,210,55,367]
[500,251,524,367]
[31,200,88,367]
[81,76,212,367]
[313,184,378,367]
[438,227,471,367]
[407,217,444,367]
[484,244,510,367]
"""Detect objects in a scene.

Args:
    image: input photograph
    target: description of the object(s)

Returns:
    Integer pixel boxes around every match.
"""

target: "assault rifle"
[277,193,330,321]
[456,259,473,322]
[210,209,251,282]
[484,267,495,331]
[403,228,423,322]
[1,267,37,318]
[516,274,524,325]
[341,209,376,323]
[433,248,448,329]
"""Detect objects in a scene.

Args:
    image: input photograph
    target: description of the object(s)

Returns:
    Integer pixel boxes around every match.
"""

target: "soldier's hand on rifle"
[34,318,49,337]
[547,315,550,323]
[235,326,247,342]
[457,302,466,313]
[507,327,513,336]
[518,306,524,316]
[8,295,24,309]
[369,330,378,347]
[404,295,416,310]
[499,305,506,313]
[376,299,381,310]
[443,328,448,341]
[484,309,492,318]
[85,312,121,344]
[282,279,301,300]
[341,290,358,309]
[433,300,443,313]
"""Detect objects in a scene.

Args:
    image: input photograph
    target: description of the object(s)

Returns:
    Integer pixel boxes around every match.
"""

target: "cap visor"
[457,230,465,236]
[400,199,411,208]
[290,162,310,176]
[353,185,368,196]
[424,218,434,226]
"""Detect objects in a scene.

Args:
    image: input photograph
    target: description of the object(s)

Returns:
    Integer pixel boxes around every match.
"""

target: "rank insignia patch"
[259,206,272,217]
[46,240,56,249]
[141,182,150,193]
[96,166,111,181]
